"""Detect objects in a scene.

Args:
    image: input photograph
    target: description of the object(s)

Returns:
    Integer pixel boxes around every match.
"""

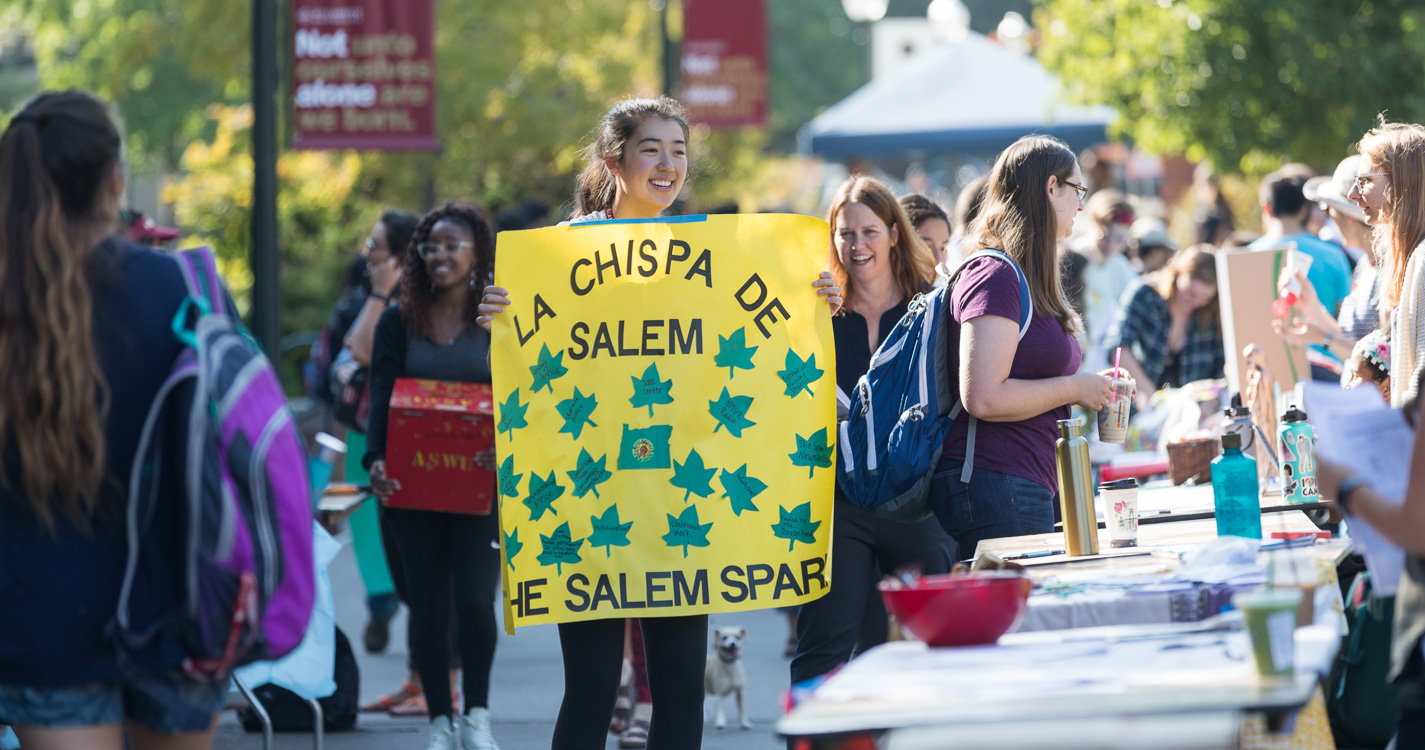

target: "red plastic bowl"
[878,572,1032,647]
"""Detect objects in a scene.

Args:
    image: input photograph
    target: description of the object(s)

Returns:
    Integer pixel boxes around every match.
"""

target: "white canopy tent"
[800,32,1118,158]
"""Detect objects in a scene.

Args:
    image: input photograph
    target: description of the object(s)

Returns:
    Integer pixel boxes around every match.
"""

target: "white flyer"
[1301,382,1413,594]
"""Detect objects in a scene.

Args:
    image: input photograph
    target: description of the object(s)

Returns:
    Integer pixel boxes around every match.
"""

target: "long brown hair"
[574,97,691,217]
[1358,120,1425,314]
[398,202,496,341]
[964,135,1082,333]
[827,176,936,313]
[1150,244,1220,329]
[0,91,119,533]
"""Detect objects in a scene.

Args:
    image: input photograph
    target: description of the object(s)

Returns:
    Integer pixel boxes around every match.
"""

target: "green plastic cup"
[1234,587,1302,678]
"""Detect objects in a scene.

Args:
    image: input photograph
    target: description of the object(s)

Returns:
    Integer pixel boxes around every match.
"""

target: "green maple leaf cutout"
[719,464,767,516]
[669,448,717,502]
[529,343,570,394]
[714,327,758,379]
[522,470,567,522]
[628,363,674,416]
[498,455,523,498]
[497,389,529,442]
[778,350,825,398]
[789,427,835,478]
[588,503,633,558]
[566,448,612,499]
[536,521,584,575]
[503,527,524,570]
[662,504,712,559]
[771,502,823,552]
[709,387,756,437]
[556,387,599,440]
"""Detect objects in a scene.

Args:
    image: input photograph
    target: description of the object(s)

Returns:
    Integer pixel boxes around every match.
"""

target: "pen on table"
[1004,549,1065,560]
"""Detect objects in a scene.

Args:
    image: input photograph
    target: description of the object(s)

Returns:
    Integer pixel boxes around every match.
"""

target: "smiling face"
[835,201,898,290]
[1049,165,1086,240]
[610,117,687,219]
[422,218,477,292]
[1348,156,1393,226]
[915,216,951,265]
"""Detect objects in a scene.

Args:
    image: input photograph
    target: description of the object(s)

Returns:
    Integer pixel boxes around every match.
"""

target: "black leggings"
[378,504,459,671]
[551,615,707,750]
[385,506,500,719]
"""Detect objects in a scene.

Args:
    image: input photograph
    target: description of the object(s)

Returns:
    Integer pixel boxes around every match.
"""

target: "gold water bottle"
[1055,418,1099,556]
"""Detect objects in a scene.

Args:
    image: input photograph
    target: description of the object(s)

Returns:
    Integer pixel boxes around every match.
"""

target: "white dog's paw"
[740,718,754,730]
[715,718,727,730]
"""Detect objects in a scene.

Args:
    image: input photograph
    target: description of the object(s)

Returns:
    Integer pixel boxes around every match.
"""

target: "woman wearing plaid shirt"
[1106,246,1225,408]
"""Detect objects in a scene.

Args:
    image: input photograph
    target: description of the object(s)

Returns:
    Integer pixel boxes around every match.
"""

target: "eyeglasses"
[1061,178,1089,202]
[416,240,474,259]
[1354,172,1389,192]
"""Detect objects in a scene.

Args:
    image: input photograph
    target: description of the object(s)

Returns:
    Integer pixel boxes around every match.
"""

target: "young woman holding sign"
[365,203,503,750]
[478,97,842,750]
[928,135,1123,558]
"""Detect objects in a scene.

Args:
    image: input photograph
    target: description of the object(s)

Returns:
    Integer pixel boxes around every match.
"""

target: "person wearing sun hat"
[1272,155,1385,374]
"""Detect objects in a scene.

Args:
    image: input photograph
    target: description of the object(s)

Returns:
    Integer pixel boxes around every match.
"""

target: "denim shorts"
[0,671,226,734]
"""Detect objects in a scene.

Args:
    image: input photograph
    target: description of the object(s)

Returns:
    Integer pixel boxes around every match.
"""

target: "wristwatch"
[1338,475,1370,515]
[370,292,390,303]
[1323,330,1336,347]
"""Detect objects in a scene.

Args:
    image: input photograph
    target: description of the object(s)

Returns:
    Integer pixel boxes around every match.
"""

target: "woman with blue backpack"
[789,176,956,686]
[0,91,229,748]
[928,135,1123,558]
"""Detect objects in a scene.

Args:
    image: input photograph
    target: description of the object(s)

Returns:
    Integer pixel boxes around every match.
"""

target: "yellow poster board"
[491,214,837,631]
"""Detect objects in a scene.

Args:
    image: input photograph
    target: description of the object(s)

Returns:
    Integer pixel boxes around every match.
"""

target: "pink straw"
[1111,347,1122,404]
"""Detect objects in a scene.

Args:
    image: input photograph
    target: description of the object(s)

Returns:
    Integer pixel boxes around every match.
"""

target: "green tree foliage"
[1037,0,1425,171]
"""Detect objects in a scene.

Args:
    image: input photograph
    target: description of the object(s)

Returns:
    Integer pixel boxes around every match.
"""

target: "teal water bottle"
[307,432,347,504]
[1279,407,1318,504]
[1212,433,1261,539]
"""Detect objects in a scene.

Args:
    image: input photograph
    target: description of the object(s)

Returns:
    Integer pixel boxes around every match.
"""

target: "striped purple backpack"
[115,247,314,681]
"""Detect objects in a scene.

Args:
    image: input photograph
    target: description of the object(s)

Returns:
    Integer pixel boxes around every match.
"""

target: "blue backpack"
[837,250,1032,522]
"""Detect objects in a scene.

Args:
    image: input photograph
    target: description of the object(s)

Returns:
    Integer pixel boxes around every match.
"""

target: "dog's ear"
[734,627,746,637]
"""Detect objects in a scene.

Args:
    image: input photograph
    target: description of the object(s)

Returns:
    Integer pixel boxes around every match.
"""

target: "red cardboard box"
[385,379,495,514]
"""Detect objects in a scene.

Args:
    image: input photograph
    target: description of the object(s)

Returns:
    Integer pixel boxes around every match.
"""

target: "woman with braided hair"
[364,202,503,750]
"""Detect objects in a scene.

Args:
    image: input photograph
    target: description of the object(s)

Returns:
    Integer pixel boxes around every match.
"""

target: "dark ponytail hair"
[574,97,691,216]
[0,91,122,533]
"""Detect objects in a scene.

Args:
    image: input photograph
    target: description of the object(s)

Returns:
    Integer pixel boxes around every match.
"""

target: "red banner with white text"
[680,0,768,129]
[291,0,437,151]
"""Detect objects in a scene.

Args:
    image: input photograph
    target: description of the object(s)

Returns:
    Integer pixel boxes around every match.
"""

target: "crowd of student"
[7,82,1425,750]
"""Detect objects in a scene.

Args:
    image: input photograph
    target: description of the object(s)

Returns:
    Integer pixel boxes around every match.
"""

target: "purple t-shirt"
[941,255,1083,492]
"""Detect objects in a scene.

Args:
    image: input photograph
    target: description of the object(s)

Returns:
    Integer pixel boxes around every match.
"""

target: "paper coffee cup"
[1098,478,1139,547]
[1097,379,1134,443]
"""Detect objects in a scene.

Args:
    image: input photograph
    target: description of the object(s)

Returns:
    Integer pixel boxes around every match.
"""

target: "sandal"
[387,691,461,718]
[360,679,421,713]
[618,718,650,748]
[609,692,633,734]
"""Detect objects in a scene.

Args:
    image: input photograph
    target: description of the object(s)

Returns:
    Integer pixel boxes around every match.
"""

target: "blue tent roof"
[800,32,1117,157]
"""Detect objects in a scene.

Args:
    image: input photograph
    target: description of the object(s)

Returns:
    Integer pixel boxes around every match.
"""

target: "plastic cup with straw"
[1098,346,1131,442]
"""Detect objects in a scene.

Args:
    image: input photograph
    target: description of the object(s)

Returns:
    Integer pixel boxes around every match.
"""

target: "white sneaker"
[426,715,458,750]
[459,707,500,750]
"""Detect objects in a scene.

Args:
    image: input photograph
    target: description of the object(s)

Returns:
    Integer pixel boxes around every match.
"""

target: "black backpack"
[1327,571,1397,749]
[239,626,360,732]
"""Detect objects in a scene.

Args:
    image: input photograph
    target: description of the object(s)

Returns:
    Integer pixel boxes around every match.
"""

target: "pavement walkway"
[212,526,798,750]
